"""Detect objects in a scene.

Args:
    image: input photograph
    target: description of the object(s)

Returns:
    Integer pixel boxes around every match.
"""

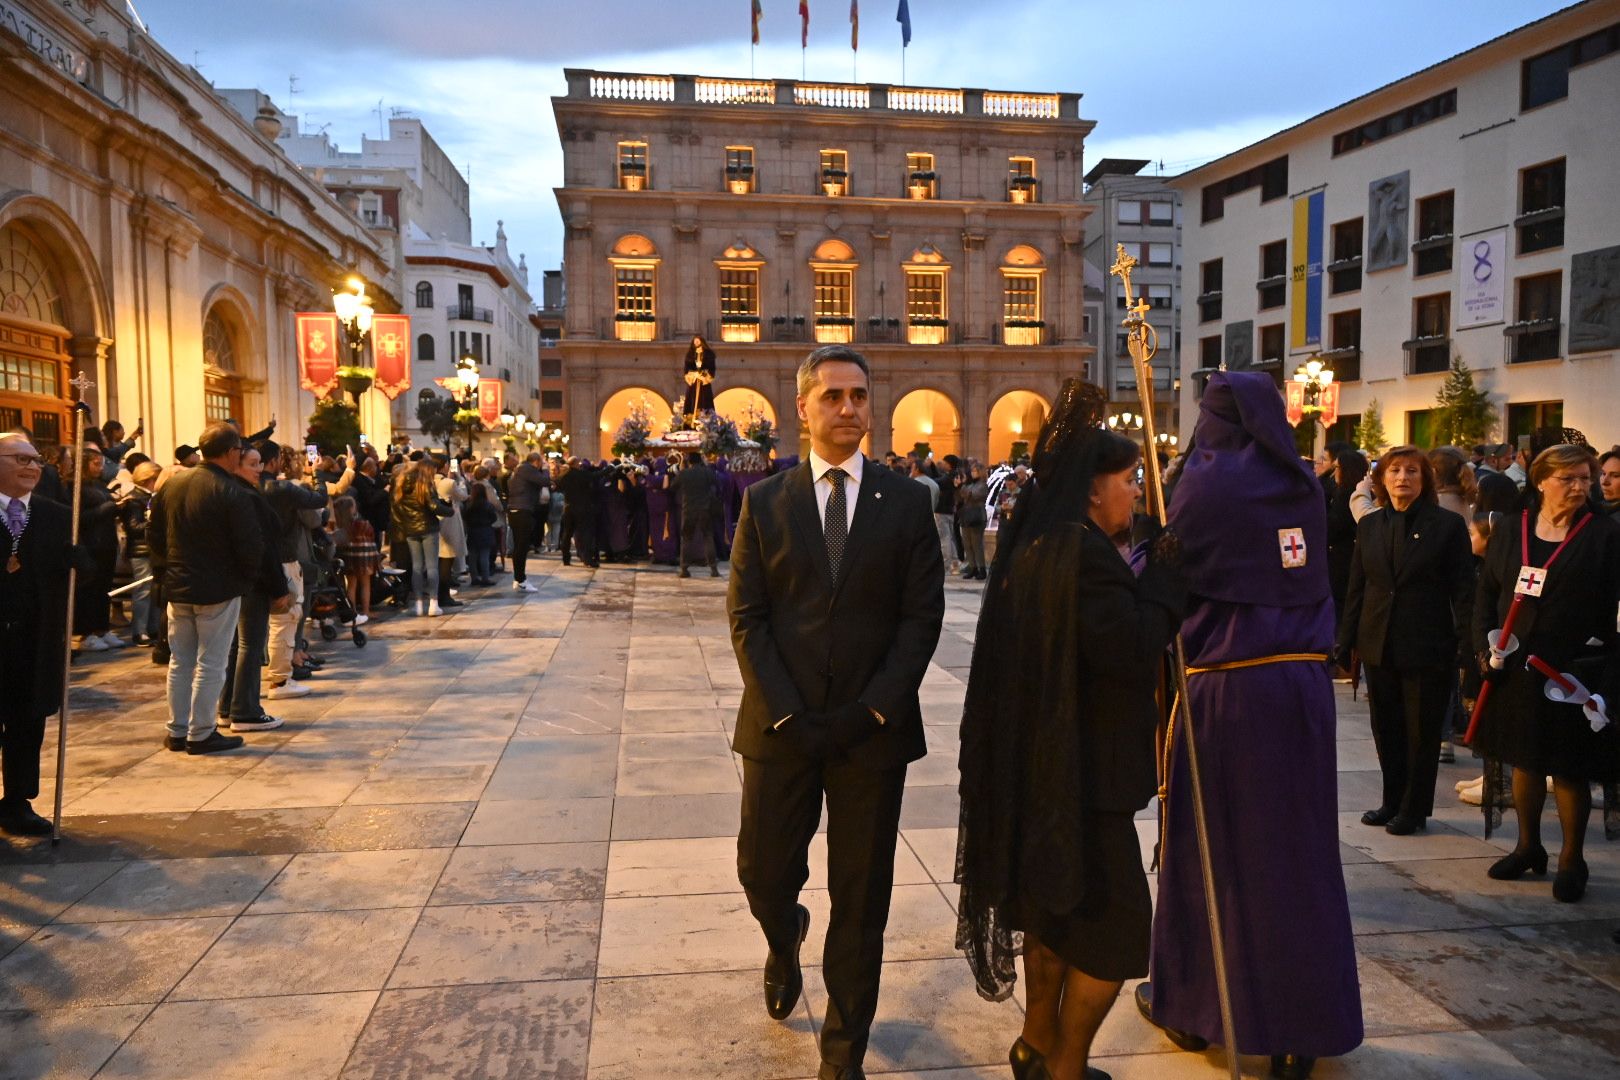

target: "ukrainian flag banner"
[1290,189,1324,351]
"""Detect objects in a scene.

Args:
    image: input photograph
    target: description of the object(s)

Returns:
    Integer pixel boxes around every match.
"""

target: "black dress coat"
[1338,501,1474,671]
[727,458,945,770]
[7,497,74,715]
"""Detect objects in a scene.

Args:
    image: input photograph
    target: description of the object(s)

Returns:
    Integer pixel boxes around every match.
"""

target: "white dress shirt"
[809,448,862,532]
[0,489,31,521]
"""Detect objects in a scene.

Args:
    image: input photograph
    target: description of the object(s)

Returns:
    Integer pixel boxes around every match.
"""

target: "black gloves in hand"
[828,701,879,753]
[780,713,831,759]
[1333,644,1355,673]
[1148,526,1183,569]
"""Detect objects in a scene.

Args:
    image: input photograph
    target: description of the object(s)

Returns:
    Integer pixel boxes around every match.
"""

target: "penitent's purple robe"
[1150,372,1363,1058]
[646,463,680,565]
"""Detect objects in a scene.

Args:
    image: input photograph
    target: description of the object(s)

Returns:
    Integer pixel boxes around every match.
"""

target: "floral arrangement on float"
[741,402,777,455]
[611,398,656,458]
[699,410,743,456]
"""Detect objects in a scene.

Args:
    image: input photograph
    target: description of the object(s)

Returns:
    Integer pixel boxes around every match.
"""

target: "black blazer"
[1338,500,1474,671]
[4,496,74,715]
[728,458,945,769]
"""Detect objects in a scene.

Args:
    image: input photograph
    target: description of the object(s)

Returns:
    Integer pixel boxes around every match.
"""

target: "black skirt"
[1012,811,1152,982]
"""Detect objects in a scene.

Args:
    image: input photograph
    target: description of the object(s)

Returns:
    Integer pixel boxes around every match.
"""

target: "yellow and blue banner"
[1290,189,1323,351]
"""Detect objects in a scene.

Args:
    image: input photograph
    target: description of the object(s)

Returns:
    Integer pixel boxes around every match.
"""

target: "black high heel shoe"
[1487,845,1548,880]
[1553,859,1589,903]
[1009,1038,1047,1080]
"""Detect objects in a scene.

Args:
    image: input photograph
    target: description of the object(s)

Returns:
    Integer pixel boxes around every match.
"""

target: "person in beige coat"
[435,457,468,609]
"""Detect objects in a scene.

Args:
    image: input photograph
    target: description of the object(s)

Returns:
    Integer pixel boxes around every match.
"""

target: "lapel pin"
[875,492,882,499]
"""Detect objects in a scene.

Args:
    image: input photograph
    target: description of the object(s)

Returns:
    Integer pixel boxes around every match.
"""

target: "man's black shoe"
[1271,1054,1316,1079]
[764,904,810,1020]
[441,597,465,608]
[186,730,245,755]
[291,665,312,681]
[152,645,170,664]
[165,735,186,752]
[1134,982,1209,1052]
[0,801,53,837]
[1384,815,1425,836]
[817,1064,865,1080]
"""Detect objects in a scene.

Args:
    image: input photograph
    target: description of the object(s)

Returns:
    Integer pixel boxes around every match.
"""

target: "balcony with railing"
[446,304,494,323]
[562,69,1082,122]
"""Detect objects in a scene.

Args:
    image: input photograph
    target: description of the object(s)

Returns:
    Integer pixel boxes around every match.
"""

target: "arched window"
[202,306,244,423]
[415,281,434,309]
[417,333,435,361]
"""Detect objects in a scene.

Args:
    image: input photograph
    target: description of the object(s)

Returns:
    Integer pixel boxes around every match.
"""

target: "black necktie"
[825,467,848,580]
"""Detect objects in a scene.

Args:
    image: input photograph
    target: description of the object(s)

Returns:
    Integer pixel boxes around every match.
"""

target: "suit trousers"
[1364,663,1452,819]
[680,509,715,570]
[0,620,46,804]
[561,509,597,567]
[508,510,535,582]
[738,754,907,1068]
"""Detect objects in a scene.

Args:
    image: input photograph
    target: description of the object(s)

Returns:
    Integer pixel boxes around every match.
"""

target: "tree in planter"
[305,396,360,457]
[415,393,461,454]
[1431,356,1497,448]
[1353,398,1387,455]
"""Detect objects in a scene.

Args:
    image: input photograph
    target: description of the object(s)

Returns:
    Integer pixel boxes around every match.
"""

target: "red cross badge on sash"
[1515,565,1547,597]
[1278,527,1307,569]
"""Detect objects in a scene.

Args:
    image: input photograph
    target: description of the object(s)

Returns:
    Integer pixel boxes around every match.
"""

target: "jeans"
[130,555,153,639]
[470,540,494,583]
[405,533,439,603]
[266,561,303,684]
[166,598,242,741]
[547,501,565,551]
[219,591,271,722]
[933,514,954,568]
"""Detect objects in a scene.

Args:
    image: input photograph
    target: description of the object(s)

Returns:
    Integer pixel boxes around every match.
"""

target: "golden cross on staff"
[1107,247,1243,1080]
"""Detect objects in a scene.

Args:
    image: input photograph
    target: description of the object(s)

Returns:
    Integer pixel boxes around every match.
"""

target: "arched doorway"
[0,221,73,450]
[890,388,960,461]
[202,305,247,424]
[987,390,1050,464]
[598,386,672,459]
[713,386,776,436]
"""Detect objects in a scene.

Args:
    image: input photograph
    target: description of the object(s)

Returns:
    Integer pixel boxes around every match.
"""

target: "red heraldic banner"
[295,313,340,396]
[1285,381,1340,427]
[370,314,412,400]
[478,380,504,425]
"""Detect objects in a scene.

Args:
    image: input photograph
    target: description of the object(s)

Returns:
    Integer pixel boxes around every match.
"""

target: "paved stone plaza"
[2,562,1618,1079]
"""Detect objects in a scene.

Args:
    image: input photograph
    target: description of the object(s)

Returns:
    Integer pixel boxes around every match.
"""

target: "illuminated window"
[1406,293,1450,374]
[906,152,937,199]
[820,149,849,196]
[813,269,854,343]
[719,267,760,342]
[1001,273,1041,345]
[617,141,649,190]
[725,146,755,193]
[614,267,655,340]
[1008,156,1038,203]
[906,270,948,343]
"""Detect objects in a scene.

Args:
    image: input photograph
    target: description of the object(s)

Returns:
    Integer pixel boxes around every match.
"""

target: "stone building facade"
[551,70,1096,462]
[1172,0,1620,448]
[0,0,395,457]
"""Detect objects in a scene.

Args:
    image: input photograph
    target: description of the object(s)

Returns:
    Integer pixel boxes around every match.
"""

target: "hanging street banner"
[1285,381,1340,427]
[295,313,340,396]
[477,380,504,425]
[370,314,412,399]
[1457,227,1509,329]
[1290,189,1324,351]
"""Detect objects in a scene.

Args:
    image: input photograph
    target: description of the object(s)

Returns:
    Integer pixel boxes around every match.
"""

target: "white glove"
[1544,673,1611,732]
[1586,694,1610,734]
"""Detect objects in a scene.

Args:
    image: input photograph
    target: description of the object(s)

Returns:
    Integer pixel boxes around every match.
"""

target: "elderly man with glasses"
[0,431,78,835]
[147,422,266,755]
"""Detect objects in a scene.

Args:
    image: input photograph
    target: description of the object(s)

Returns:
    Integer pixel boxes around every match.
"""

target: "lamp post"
[1107,410,1145,434]
[1292,357,1336,460]
[333,276,375,401]
[455,354,481,454]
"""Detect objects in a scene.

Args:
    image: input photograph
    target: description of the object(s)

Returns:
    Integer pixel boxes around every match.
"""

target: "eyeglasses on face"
[1543,474,1591,487]
[0,453,46,467]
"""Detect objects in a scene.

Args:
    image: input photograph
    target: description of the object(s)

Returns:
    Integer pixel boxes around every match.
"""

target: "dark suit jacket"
[728,457,945,770]
[1338,500,1474,671]
[6,496,74,715]
[672,462,718,517]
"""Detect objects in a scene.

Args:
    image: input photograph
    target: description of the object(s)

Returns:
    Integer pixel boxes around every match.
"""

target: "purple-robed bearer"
[1140,371,1363,1071]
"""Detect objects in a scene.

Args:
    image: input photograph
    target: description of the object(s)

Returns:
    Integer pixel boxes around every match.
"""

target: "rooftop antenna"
[374,99,385,139]
[288,74,300,100]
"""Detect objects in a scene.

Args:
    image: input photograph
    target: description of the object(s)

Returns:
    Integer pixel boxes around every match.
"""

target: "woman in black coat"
[1326,450,1369,626]
[1337,445,1474,835]
[1472,443,1620,903]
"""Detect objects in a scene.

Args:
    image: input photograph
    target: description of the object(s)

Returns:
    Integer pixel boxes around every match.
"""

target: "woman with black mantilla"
[681,335,717,420]
[956,379,1187,1080]
[1472,441,1620,903]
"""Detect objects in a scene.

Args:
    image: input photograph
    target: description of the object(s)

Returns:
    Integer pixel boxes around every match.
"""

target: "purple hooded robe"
[1149,372,1363,1058]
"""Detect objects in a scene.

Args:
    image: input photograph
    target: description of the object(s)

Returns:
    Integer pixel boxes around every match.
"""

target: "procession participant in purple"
[713,455,734,560]
[1137,372,1362,1080]
[646,456,680,565]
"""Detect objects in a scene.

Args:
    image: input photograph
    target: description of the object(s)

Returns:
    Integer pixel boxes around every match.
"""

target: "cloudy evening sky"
[132,0,1570,284]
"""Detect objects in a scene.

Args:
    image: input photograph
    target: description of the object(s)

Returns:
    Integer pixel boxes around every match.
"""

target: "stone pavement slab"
[1,560,1616,1078]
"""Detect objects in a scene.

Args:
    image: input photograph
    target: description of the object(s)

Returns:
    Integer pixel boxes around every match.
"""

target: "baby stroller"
[305,554,367,647]
[373,564,411,610]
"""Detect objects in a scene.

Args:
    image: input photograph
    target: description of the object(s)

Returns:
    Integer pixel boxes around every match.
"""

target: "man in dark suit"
[0,432,77,836]
[673,452,720,577]
[729,345,945,1080]
[558,458,600,568]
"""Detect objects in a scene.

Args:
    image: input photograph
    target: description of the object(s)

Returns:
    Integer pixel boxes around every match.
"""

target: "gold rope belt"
[1185,652,1329,676]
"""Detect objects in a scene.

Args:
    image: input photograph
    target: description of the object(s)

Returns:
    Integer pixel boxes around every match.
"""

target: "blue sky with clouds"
[132,0,1571,279]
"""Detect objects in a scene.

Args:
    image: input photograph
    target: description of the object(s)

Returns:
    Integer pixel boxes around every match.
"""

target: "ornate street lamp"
[1293,357,1336,458]
[1107,410,1145,433]
[333,276,376,400]
[455,354,481,453]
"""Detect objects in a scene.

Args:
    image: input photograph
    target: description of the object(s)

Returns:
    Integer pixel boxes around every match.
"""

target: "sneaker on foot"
[351,613,369,626]
[98,632,128,648]
[1438,741,1455,764]
[186,730,245,755]
[513,580,537,592]
[427,601,443,617]
[76,635,109,652]
[230,713,285,732]
[265,680,311,699]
